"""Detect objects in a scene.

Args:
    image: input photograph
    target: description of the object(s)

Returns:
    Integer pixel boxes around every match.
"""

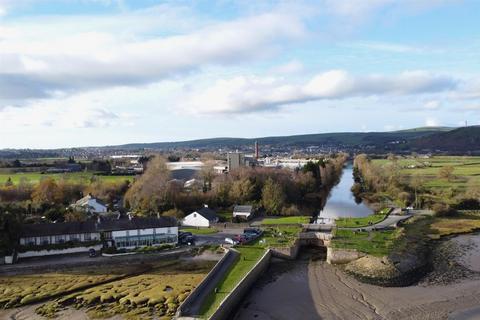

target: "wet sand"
[235,243,480,320]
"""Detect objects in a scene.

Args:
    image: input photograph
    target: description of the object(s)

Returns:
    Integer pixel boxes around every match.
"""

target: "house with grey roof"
[233,205,254,220]
[182,205,219,227]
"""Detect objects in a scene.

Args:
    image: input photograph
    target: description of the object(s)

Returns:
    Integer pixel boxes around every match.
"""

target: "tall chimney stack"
[255,141,259,160]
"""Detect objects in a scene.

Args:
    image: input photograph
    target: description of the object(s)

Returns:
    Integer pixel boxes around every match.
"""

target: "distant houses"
[233,205,254,220]
[182,206,219,227]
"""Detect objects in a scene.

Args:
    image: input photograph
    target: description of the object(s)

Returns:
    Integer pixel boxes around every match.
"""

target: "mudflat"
[235,240,480,320]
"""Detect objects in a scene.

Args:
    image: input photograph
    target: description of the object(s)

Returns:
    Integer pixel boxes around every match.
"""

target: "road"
[344,214,413,231]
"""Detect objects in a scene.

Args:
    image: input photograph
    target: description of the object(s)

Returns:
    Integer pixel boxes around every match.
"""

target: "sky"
[0,0,479,149]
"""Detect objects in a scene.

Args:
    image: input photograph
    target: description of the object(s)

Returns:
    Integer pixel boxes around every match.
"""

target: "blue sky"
[0,0,479,148]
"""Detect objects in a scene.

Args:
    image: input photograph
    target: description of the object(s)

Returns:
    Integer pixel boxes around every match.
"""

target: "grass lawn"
[199,246,266,318]
[181,227,218,235]
[331,229,398,257]
[261,216,310,225]
[0,171,135,185]
[216,211,232,221]
[335,213,387,228]
[255,226,301,248]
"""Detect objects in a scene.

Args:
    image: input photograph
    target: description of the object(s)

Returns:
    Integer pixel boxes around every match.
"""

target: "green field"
[0,172,135,185]
[335,213,387,228]
[199,246,266,318]
[261,216,310,225]
[372,156,480,190]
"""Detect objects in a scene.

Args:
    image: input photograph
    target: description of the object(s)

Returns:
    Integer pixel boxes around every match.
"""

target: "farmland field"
[0,171,135,185]
[372,156,480,190]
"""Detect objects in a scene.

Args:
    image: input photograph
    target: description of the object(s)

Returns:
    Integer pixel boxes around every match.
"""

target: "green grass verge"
[335,213,387,228]
[261,216,310,225]
[331,229,398,257]
[181,227,218,235]
[199,246,266,318]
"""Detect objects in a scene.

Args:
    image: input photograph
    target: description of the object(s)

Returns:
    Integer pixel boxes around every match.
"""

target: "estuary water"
[318,165,372,220]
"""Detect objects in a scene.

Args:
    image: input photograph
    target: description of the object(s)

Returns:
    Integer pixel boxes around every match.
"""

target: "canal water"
[318,165,372,220]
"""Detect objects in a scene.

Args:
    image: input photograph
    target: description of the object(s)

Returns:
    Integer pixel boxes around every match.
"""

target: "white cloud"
[425,117,440,127]
[424,100,441,110]
[0,91,136,129]
[184,70,457,114]
[0,11,305,101]
[271,60,304,74]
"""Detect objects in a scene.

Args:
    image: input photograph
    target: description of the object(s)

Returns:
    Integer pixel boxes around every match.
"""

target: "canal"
[318,164,372,220]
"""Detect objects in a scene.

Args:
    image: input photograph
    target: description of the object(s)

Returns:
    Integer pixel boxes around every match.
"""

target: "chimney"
[157,212,160,219]
[127,212,132,220]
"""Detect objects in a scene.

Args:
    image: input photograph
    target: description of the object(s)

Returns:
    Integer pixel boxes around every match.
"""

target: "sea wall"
[209,249,272,320]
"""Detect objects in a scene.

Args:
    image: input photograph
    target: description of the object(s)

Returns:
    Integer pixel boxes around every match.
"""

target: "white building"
[17,216,178,257]
[72,194,108,214]
[233,205,254,220]
[182,206,219,227]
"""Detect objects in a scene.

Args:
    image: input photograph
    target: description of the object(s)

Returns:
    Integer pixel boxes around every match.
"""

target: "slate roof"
[20,221,97,237]
[19,216,177,238]
[194,207,218,221]
[233,205,253,213]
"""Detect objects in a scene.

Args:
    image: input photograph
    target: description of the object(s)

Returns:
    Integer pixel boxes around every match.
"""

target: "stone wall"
[177,248,240,318]
[209,249,272,320]
[271,239,301,260]
[17,244,103,259]
[326,247,365,264]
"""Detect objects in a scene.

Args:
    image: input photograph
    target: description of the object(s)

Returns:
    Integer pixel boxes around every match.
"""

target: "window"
[84,233,91,241]
[55,235,65,243]
[193,213,197,218]
[40,236,50,245]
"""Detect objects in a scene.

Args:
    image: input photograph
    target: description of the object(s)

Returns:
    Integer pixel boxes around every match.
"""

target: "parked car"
[244,228,262,236]
[234,234,247,244]
[88,248,97,258]
[179,235,196,246]
[224,237,237,245]
[179,231,193,238]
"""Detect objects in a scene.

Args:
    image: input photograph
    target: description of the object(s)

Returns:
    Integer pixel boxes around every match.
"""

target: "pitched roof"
[75,195,107,207]
[233,205,253,213]
[19,216,177,238]
[194,207,218,221]
[20,221,97,237]
[97,216,177,232]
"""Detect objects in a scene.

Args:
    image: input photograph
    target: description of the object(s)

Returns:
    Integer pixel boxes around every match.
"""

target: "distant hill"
[410,126,480,153]
[4,126,478,158]
[111,127,453,151]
